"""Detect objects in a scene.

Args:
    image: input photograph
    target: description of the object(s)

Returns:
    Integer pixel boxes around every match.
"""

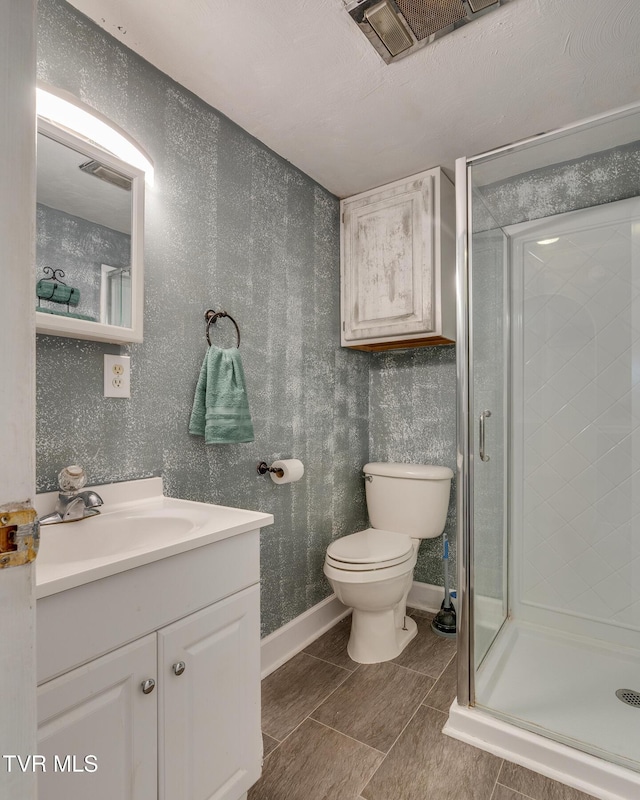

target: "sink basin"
[35,478,273,598]
[39,508,205,564]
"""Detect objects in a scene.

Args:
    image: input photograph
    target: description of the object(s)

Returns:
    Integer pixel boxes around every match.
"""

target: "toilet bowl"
[324,462,453,664]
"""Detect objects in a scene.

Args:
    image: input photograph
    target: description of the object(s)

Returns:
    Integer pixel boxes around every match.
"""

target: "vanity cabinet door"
[37,634,157,800]
[158,584,262,800]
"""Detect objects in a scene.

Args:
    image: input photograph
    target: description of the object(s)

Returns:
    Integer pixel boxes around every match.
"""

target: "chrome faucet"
[39,465,104,525]
[40,491,104,525]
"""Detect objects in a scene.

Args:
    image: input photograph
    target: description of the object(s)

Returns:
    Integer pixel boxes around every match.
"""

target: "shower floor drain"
[616,689,640,707]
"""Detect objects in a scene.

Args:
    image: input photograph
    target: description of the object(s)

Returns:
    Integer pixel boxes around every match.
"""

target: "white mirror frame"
[36,92,148,344]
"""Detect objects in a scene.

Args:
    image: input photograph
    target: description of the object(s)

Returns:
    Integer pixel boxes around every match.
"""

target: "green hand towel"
[189,346,255,444]
[36,280,80,306]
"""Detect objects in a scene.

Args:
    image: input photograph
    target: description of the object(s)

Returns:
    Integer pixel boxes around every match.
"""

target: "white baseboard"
[259,581,456,680]
[407,581,445,613]
[408,582,504,626]
[260,594,351,679]
[444,702,640,800]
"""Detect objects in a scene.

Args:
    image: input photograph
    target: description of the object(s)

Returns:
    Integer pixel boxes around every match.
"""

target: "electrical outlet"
[104,354,131,398]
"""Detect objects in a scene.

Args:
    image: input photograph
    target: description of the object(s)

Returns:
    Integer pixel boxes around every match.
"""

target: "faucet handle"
[58,465,87,493]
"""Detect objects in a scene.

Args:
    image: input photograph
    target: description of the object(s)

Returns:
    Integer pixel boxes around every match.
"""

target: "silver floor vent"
[616,689,640,708]
[345,0,504,64]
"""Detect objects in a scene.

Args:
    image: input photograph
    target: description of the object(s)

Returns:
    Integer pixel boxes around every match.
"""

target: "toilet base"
[347,610,417,664]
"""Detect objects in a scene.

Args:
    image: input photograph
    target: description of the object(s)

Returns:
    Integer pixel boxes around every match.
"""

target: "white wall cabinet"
[341,167,455,350]
[37,531,262,800]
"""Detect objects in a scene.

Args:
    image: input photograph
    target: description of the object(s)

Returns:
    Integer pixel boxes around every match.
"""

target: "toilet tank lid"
[363,462,453,480]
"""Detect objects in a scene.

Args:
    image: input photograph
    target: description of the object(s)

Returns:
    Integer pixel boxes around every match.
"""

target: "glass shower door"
[469,212,510,670]
[457,158,511,705]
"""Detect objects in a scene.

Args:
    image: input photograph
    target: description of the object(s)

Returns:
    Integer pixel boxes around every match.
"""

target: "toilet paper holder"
[257,461,285,478]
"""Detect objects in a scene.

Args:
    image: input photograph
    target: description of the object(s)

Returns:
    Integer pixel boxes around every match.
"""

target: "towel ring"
[204,309,241,348]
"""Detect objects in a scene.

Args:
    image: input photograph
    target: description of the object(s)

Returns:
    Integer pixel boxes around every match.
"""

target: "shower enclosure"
[451,104,640,799]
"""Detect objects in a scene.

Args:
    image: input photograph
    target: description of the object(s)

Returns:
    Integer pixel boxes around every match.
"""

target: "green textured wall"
[36,0,370,637]
[369,346,458,587]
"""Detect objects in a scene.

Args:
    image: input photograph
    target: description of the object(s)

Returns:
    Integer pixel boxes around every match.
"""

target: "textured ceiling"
[66,0,640,197]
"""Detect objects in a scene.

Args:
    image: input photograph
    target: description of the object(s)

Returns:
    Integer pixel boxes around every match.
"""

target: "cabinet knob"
[141,678,156,694]
[172,661,186,676]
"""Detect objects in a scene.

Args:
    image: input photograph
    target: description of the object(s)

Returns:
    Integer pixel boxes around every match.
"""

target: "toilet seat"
[325,528,414,571]
[324,556,414,585]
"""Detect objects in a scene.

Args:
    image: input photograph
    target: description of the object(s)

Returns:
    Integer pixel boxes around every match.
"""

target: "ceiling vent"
[79,159,132,190]
[345,0,503,63]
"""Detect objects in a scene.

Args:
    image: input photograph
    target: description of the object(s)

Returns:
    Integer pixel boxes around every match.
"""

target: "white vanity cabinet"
[38,635,158,800]
[158,585,261,800]
[340,167,455,350]
[36,526,264,800]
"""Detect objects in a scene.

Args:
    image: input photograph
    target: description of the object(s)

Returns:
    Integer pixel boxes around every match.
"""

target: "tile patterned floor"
[250,609,598,800]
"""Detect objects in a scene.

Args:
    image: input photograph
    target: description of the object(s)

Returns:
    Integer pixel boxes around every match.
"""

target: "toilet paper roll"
[270,459,305,485]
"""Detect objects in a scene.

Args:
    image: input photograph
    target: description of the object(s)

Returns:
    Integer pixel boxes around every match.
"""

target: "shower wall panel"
[512,198,640,642]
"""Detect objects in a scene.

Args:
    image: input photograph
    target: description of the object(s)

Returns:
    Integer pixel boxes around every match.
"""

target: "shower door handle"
[479,410,492,462]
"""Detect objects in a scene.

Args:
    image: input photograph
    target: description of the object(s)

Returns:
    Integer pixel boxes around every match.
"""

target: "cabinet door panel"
[159,585,261,800]
[343,173,434,341]
[37,634,157,800]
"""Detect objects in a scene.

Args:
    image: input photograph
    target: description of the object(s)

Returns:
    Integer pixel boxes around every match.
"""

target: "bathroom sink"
[35,477,273,598]
[38,508,204,564]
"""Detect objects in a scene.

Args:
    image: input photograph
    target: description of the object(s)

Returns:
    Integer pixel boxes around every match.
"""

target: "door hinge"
[0,505,40,568]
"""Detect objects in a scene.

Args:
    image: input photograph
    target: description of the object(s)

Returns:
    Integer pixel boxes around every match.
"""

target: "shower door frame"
[455,99,640,712]
[455,156,512,706]
[455,154,474,706]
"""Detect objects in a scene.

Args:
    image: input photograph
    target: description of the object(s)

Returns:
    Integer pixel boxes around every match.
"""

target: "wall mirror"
[36,95,148,344]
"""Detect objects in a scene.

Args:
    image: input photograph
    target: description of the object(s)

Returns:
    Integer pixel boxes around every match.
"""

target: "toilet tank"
[364,462,453,539]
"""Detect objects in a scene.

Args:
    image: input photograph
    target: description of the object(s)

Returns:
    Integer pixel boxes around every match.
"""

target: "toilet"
[324,462,453,664]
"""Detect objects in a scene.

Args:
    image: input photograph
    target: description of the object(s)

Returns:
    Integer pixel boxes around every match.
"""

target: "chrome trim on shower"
[465,100,640,167]
[455,155,474,708]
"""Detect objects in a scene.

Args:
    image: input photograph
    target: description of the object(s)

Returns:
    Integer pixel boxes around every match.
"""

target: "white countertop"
[35,477,273,599]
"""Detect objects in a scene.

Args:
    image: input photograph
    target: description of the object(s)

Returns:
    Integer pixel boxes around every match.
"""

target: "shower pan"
[449,103,640,800]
